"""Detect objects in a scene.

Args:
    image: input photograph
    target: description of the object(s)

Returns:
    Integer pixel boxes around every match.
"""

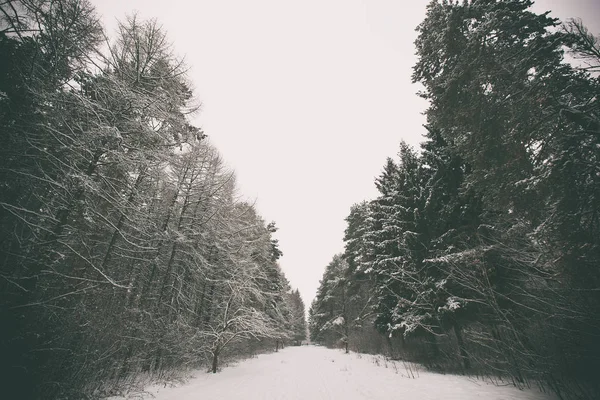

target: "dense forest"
[309,1,599,400]
[0,0,307,398]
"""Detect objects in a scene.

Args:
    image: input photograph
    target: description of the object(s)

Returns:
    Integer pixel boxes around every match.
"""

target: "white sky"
[94,0,600,307]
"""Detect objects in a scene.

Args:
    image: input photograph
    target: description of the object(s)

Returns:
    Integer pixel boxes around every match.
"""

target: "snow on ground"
[111,346,558,400]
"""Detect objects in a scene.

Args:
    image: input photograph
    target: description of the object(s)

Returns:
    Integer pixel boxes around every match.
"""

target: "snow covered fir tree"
[310,1,600,399]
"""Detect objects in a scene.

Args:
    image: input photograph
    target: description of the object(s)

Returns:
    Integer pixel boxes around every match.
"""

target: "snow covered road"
[115,346,557,400]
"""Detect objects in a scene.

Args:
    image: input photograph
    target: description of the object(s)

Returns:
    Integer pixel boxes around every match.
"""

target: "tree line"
[0,1,306,398]
[309,1,599,399]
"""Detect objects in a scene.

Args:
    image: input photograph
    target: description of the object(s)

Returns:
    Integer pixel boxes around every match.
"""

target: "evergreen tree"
[309,255,349,348]
[288,289,307,344]
[411,0,600,393]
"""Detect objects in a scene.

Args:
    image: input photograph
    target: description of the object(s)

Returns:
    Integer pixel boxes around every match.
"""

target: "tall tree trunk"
[157,242,178,306]
[156,165,195,308]
[100,169,146,271]
[428,332,440,365]
[141,169,187,304]
[195,280,207,322]
[211,349,219,373]
[453,324,470,370]
[203,282,216,324]
[51,150,102,241]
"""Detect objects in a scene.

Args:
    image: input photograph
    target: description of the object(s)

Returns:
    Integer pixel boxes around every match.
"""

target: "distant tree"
[309,255,348,349]
[288,289,307,344]
[309,254,373,353]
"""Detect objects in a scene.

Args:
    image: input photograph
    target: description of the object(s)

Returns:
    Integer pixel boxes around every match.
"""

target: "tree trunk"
[143,166,188,304]
[158,175,195,308]
[195,280,207,322]
[203,282,216,323]
[157,242,178,306]
[100,169,146,271]
[428,332,440,365]
[211,350,219,373]
[453,324,471,370]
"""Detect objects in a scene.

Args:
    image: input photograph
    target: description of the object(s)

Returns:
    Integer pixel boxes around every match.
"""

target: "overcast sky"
[94,0,600,307]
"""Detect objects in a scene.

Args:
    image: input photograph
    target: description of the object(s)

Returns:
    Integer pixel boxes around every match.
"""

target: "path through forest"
[111,346,558,399]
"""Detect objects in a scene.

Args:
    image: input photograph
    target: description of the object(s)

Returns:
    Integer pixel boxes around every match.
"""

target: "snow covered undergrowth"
[108,346,558,400]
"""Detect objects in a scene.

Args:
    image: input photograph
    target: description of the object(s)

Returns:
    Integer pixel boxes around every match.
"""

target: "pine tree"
[288,289,307,344]
[413,0,600,393]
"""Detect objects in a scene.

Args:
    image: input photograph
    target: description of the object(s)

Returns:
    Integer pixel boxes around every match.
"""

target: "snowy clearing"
[110,346,558,400]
